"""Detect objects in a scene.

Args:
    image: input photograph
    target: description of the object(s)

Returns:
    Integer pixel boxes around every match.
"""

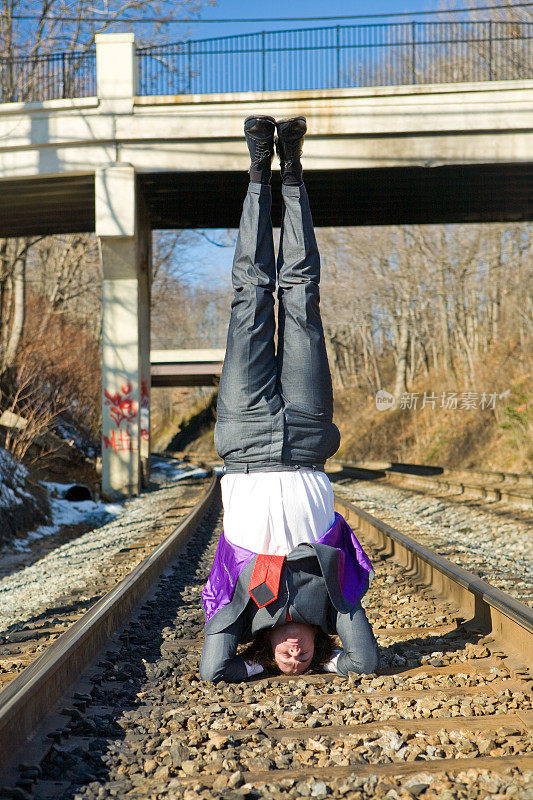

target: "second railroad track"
[335,461,533,511]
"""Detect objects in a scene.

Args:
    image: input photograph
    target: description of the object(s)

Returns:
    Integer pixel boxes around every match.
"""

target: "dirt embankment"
[160,353,531,474]
[163,392,218,458]
[334,358,531,473]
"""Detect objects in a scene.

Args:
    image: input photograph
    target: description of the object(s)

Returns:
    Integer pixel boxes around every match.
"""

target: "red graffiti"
[141,379,149,408]
[103,426,138,452]
[104,382,138,427]
[140,379,149,442]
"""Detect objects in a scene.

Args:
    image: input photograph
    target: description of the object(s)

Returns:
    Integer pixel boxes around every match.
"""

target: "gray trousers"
[200,600,380,683]
[214,182,340,472]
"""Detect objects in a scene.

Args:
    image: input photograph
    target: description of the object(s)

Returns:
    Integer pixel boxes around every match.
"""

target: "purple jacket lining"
[201,512,374,623]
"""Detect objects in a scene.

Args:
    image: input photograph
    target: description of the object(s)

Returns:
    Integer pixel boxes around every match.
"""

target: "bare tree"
[151,264,231,350]
[318,217,532,399]
[1,361,67,462]
[27,234,101,338]
[0,236,45,373]
[0,0,210,378]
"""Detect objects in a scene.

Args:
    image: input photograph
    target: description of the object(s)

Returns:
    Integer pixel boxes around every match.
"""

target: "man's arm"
[199,616,263,683]
[331,601,380,676]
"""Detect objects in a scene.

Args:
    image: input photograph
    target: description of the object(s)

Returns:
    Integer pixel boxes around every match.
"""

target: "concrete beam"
[151,349,226,363]
[150,350,224,388]
[1,78,533,180]
[150,363,223,388]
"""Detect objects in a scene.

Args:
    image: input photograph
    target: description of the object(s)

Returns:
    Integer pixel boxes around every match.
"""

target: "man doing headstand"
[200,115,380,682]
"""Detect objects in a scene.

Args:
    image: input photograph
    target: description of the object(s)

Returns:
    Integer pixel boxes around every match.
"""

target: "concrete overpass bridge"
[1,25,532,496]
[150,349,225,387]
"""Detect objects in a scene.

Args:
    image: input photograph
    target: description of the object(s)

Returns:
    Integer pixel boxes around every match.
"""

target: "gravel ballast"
[0,465,209,636]
[6,498,530,800]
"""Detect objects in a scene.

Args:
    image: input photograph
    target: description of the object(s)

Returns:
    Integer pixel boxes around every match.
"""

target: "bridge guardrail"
[0,49,96,104]
[136,21,533,96]
[1,21,532,104]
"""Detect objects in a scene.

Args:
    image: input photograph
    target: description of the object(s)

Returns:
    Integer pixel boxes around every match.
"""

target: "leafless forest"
[0,0,211,462]
[319,223,532,398]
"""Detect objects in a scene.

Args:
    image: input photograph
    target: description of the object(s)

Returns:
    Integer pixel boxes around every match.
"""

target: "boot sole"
[276,116,307,125]
[244,115,276,127]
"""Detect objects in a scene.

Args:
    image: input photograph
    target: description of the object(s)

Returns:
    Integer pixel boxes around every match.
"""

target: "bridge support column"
[138,204,152,486]
[96,163,151,498]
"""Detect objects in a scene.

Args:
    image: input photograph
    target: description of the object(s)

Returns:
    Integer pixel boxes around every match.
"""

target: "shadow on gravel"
[23,503,221,800]
[376,625,484,674]
[330,468,386,483]
[0,522,99,584]
[1,597,101,642]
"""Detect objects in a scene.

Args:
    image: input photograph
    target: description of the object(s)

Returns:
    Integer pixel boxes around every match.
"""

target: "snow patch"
[2,456,206,554]
[0,447,32,509]
[151,456,208,481]
[54,416,97,458]
[8,482,122,552]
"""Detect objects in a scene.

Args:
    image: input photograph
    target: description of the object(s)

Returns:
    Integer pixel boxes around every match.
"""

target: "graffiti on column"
[102,427,137,452]
[140,379,149,443]
[103,382,139,452]
[104,382,138,426]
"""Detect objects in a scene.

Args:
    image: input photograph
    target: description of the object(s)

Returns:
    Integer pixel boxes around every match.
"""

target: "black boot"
[276,116,307,186]
[244,115,276,185]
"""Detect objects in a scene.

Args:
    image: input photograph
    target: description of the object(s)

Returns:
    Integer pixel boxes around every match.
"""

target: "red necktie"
[248,554,285,608]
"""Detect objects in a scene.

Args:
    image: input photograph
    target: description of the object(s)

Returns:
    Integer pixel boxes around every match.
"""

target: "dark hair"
[240,626,336,674]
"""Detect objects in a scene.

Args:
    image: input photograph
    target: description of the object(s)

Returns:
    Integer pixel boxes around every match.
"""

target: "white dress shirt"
[221,470,335,556]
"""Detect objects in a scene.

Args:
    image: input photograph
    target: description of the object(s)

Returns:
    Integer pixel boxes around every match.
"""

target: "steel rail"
[334,459,533,485]
[384,471,533,506]
[334,493,533,667]
[0,471,219,770]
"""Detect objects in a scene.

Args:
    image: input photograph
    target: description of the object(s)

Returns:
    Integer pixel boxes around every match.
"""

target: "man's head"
[267,622,315,674]
[241,623,335,676]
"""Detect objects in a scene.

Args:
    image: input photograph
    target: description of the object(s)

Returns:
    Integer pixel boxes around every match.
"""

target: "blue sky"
[185,0,469,40]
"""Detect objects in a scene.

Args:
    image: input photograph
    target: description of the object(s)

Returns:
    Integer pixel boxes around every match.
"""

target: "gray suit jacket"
[204,541,355,642]
[200,542,378,683]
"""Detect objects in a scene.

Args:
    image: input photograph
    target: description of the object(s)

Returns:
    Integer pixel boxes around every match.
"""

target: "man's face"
[268,622,315,674]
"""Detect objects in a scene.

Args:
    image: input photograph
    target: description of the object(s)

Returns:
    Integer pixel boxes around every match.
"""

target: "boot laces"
[252,140,273,164]
[279,138,302,169]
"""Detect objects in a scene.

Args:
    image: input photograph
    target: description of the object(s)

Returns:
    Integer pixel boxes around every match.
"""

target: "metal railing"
[0,21,531,104]
[137,21,533,95]
[0,49,96,103]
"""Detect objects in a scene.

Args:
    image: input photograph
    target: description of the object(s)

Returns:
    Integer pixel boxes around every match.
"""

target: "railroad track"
[0,470,212,697]
[335,461,533,511]
[0,476,531,799]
